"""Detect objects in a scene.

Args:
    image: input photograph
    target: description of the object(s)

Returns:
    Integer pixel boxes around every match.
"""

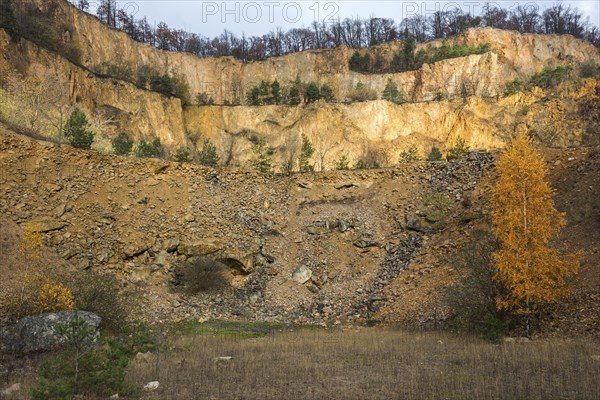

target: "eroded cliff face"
[1,0,599,166]
[37,0,599,102]
[0,32,191,147]
[185,79,598,169]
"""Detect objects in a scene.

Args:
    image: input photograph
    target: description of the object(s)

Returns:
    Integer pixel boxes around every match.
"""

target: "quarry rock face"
[0,126,499,325]
[1,0,598,167]
[0,112,598,332]
[41,0,599,102]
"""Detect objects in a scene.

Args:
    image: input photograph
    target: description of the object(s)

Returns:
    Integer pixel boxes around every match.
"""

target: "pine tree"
[427,146,443,161]
[320,84,334,102]
[381,79,406,104]
[349,51,362,71]
[135,137,163,158]
[446,137,469,161]
[271,80,281,104]
[299,134,315,172]
[64,108,95,150]
[401,30,416,70]
[111,132,133,155]
[398,144,420,163]
[334,155,350,170]
[305,82,320,103]
[250,137,273,173]
[174,147,192,163]
[288,86,301,105]
[491,132,579,335]
[247,86,261,106]
[198,138,219,167]
[258,80,270,103]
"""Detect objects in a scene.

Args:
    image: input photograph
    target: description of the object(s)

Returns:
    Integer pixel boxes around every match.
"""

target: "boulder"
[131,265,153,282]
[292,264,313,284]
[22,219,68,233]
[0,327,17,353]
[154,250,169,266]
[405,214,426,232]
[306,225,329,235]
[143,381,160,391]
[338,219,350,232]
[134,351,155,364]
[123,243,149,259]
[297,180,313,189]
[44,183,62,192]
[1,383,21,397]
[334,181,358,190]
[353,238,379,249]
[163,237,180,252]
[14,311,101,354]
[53,203,67,218]
[177,238,223,256]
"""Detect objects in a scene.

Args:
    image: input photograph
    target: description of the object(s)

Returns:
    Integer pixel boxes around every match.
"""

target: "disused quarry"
[0,124,490,324]
[1,124,598,337]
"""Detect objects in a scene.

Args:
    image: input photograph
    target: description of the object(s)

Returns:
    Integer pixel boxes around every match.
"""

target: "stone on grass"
[1,383,21,397]
[143,381,160,391]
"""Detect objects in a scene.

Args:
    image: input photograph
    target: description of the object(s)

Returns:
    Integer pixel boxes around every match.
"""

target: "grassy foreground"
[129,326,599,400]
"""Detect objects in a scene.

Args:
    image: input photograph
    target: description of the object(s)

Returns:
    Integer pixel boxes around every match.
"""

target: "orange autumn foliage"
[491,132,579,315]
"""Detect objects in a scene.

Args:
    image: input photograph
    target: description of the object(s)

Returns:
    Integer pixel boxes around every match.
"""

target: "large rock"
[123,243,149,259]
[22,219,68,233]
[405,214,426,232]
[163,237,180,252]
[292,265,313,284]
[1,383,21,397]
[0,327,17,353]
[177,238,223,256]
[14,311,101,354]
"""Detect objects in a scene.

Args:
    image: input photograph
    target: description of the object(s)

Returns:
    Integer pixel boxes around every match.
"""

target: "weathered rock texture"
[184,79,598,169]
[12,311,101,354]
[32,0,600,102]
[0,0,598,167]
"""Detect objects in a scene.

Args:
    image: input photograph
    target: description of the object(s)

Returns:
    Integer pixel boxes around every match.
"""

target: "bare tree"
[280,133,300,174]
[312,131,336,172]
[402,14,429,42]
[482,3,509,29]
[89,109,116,143]
[1,65,70,137]
[97,0,117,27]
[509,5,541,33]
[77,0,89,12]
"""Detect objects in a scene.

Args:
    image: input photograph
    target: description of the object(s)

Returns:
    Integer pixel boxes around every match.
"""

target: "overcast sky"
[98,1,600,37]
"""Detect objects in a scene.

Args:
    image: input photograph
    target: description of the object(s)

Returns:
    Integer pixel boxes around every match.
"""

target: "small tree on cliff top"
[491,132,579,335]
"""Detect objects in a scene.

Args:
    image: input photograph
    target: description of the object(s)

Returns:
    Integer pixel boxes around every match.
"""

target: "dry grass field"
[129,326,600,400]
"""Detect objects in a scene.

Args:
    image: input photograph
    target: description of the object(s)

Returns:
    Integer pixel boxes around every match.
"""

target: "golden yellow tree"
[20,223,43,264]
[13,224,74,318]
[491,132,579,334]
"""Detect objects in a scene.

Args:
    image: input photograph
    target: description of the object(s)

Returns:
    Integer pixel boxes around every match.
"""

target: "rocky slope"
[1,124,598,336]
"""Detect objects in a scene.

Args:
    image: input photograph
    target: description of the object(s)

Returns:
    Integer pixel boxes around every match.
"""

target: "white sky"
[99,1,600,37]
